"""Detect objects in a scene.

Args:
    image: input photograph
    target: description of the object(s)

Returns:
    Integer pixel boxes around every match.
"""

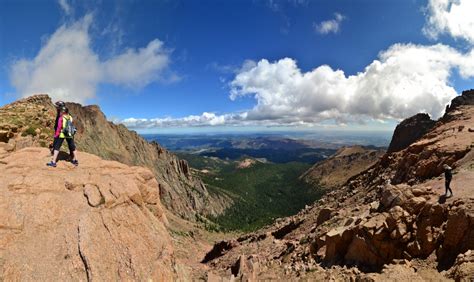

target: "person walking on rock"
[47,105,78,167]
[50,101,65,155]
[443,164,453,197]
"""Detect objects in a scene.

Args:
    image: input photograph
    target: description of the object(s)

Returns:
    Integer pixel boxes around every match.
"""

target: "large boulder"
[437,200,474,270]
[324,226,354,265]
[344,235,383,269]
[0,147,175,281]
[387,113,436,153]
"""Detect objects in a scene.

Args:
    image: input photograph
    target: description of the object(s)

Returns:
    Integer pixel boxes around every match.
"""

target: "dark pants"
[53,137,76,152]
[445,179,453,196]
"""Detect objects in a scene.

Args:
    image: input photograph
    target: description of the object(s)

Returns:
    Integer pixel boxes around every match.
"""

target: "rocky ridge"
[202,90,474,281]
[0,147,179,280]
[300,145,385,190]
[0,95,232,220]
[387,113,436,153]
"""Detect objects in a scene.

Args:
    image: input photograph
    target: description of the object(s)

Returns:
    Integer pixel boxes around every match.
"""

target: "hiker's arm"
[55,117,63,138]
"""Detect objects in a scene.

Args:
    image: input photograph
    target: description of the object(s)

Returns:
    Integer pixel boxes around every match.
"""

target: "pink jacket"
[54,113,65,138]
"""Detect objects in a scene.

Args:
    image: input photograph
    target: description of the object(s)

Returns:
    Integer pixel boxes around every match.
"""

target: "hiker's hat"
[443,164,452,170]
[55,101,65,108]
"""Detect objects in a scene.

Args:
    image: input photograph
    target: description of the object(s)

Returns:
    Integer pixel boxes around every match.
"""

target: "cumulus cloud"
[115,1,474,130]
[423,0,474,44]
[9,15,172,103]
[314,13,345,35]
[121,43,474,129]
[229,44,474,125]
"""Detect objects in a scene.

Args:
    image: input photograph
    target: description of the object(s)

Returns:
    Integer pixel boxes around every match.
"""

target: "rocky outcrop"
[301,146,384,189]
[202,173,474,280]
[0,94,55,151]
[387,113,436,153]
[0,147,176,280]
[444,89,474,115]
[350,98,474,187]
[0,95,232,220]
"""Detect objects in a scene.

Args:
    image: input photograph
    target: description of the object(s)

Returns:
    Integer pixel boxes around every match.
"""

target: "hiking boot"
[71,160,79,166]
[46,161,57,167]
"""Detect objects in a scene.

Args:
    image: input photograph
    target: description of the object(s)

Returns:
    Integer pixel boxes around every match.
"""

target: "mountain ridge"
[300,145,385,190]
[0,94,232,220]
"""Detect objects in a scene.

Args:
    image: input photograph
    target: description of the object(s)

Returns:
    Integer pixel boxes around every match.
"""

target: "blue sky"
[1,0,474,133]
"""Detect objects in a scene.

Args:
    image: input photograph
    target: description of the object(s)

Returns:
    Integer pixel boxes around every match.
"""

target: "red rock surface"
[0,147,175,280]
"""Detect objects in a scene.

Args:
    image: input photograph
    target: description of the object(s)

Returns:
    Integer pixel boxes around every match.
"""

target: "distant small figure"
[46,104,78,167]
[443,164,453,197]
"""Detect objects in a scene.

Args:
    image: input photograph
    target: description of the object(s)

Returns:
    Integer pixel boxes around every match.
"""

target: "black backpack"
[62,115,77,138]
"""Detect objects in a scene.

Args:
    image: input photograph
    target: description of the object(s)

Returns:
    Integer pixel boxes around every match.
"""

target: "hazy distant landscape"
[142,132,389,230]
[143,131,390,162]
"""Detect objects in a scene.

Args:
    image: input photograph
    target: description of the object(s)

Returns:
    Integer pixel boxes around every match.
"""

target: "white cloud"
[58,0,72,15]
[121,112,243,129]
[10,15,99,103]
[103,39,171,88]
[423,0,474,44]
[229,44,474,125]
[121,43,474,129]
[314,13,345,35]
[9,15,172,103]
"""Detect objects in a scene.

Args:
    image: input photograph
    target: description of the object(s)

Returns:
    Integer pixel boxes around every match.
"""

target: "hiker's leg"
[445,181,449,196]
[67,138,77,161]
[50,137,58,156]
[51,138,64,163]
[447,180,453,196]
[52,150,60,163]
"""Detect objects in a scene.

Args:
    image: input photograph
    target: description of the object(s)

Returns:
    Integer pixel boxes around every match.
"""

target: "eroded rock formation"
[387,113,436,153]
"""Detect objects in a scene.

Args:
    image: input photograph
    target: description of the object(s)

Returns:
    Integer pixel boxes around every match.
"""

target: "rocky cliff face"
[300,146,385,190]
[0,95,232,220]
[202,92,474,281]
[0,147,177,280]
[444,89,474,115]
[387,113,436,153]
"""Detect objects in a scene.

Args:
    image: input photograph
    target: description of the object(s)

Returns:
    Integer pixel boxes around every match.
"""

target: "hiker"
[47,106,78,167]
[50,101,65,155]
[443,164,453,197]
